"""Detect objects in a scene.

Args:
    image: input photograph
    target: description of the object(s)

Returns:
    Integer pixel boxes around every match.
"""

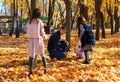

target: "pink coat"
[26,19,45,38]
[25,19,45,58]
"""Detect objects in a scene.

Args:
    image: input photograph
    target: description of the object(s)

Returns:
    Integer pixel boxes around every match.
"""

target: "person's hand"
[78,45,82,48]
[65,41,69,46]
[44,35,49,40]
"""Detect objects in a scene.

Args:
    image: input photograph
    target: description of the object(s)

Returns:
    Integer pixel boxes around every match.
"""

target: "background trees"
[0,1,120,81]
[1,0,120,45]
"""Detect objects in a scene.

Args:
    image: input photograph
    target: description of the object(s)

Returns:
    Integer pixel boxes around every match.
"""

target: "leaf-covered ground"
[0,30,120,82]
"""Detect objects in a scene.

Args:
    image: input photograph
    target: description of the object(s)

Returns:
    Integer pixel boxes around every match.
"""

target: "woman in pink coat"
[25,8,47,75]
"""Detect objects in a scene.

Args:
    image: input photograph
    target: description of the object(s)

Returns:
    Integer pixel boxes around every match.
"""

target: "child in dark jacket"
[77,16,95,64]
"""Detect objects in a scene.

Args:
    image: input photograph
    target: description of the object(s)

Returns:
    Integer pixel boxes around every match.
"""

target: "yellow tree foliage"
[4,0,26,9]
[4,0,12,5]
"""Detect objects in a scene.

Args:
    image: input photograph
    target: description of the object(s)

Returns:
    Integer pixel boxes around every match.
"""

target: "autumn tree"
[25,0,31,17]
[15,0,20,38]
[9,0,15,37]
[106,0,114,35]
[63,0,72,48]
[56,1,65,25]
[31,0,41,16]
[46,0,55,34]
[71,1,79,29]
[94,0,102,40]
[7,0,19,38]
[6,0,25,37]
[100,1,106,38]
[114,0,119,33]
[78,0,88,20]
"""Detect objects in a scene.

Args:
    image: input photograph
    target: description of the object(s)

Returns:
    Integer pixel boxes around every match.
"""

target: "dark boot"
[34,55,37,66]
[42,57,47,68]
[49,55,54,60]
[84,51,90,64]
[29,57,34,75]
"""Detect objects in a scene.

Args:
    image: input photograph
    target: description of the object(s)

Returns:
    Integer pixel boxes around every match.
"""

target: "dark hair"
[29,8,41,24]
[77,16,88,28]
[60,26,66,30]
[77,16,83,24]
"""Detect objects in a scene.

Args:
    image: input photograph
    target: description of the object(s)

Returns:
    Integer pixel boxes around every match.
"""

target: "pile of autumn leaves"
[0,31,120,82]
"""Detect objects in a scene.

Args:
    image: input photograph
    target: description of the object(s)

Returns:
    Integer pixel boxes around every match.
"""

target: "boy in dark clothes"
[47,26,69,60]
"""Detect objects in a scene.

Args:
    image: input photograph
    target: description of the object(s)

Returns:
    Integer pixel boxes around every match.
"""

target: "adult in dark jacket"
[47,26,69,60]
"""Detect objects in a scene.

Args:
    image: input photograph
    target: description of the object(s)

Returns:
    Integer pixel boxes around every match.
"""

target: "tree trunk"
[15,0,20,38]
[9,23,14,36]
[100,11,106,38]
[31,0,37,13]
[106,0,114,35]
[46,0,55,34]
[114,1,119,33]
[94,0,102,40]
[20,9,23,32]
[16,19,19,38]
[25,0,31,17]
[9,0,15,37]
[95,14,100,40]
[78,0,88,20]
[110,15,114,34]
[63,0,71,48]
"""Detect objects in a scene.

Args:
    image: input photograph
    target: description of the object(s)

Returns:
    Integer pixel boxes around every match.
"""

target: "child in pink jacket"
[25,8,47,75]
[74,41,85,59]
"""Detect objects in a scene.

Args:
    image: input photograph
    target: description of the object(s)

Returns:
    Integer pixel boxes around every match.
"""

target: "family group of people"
[25,8,95,75]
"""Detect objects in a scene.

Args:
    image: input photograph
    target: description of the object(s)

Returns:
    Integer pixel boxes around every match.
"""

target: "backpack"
[81,24,95,47]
